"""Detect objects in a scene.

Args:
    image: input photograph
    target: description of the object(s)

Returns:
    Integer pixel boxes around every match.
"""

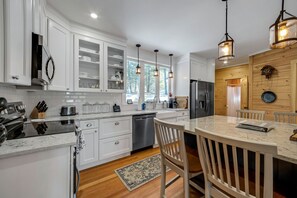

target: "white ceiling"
[47,0,297,68]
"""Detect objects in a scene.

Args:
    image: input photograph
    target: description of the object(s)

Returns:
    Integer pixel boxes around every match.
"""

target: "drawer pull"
[115,140,120,145]
[86,123,92,127]
[114,122,120,126]
[12,75,19,80]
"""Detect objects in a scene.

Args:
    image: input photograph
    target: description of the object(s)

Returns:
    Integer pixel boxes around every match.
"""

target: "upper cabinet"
[32,0,47,39]
[4,0,32,85]
[74,35,104,92]
[0,0,4,83]
[190,55,215,83]
[47,19,71,91]
[104,43,126,93]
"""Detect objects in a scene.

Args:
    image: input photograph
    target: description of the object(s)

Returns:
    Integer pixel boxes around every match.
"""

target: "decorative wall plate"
[261,91,277,103]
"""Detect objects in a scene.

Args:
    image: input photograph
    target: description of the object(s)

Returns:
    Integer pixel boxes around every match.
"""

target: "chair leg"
[160,163,166,198]
[184,172,190,198]
[204,181,211,198]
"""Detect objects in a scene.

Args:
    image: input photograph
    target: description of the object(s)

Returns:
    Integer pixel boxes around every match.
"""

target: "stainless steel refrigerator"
[190,80,214,119]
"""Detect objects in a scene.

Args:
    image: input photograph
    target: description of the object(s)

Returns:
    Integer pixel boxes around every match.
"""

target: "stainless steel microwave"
[31,33,55,90]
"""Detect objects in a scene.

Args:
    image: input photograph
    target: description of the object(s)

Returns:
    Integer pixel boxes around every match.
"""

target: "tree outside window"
[126,60,140,102]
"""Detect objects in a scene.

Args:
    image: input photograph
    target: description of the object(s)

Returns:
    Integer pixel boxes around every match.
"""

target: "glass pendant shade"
[154,69,159,77]
[136,65,141,74]
[218,38,234,61]
[270,18,297,49]
[168,71,173,78]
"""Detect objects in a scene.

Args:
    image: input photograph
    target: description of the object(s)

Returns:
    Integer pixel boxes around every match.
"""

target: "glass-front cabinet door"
[74,35,104,92]
[104,43,126,93]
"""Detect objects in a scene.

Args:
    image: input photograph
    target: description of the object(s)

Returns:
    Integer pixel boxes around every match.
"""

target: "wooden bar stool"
[236,109,266,120]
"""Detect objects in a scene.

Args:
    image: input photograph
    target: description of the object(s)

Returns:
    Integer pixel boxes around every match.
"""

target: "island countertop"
[0,132,76,159]
[178,115,297,164]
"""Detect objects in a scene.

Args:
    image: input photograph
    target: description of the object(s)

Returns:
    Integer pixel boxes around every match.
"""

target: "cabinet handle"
[86,123,92,127]
[12,75,19,80]
[115,140,119,145]
[115,122,120,126]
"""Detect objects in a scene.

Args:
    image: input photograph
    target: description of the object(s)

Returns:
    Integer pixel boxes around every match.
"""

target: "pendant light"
[269,0,297,49]
[168,54,173,78]
[218,0,235,61]
[154,50,159,77]
[135,44,141,74]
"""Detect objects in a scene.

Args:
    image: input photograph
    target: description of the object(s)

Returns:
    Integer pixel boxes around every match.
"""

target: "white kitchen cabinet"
[0,0,4,82]
[99,116,132,139]
[32,0,47,40]
[4,0,32,85]
[191,59,207,81]
[99,134,132,160]
[0,147,72,198]
[79,128,99,166]
[47,19,71,91]
[74,35,104,92]
[104,42,126,93]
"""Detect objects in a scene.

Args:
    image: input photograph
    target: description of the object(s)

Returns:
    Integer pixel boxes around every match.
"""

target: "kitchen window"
[126,60,140,102]
[126,59,170,103]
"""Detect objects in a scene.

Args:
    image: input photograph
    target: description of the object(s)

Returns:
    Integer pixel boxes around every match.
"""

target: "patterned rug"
[115,154,169,191]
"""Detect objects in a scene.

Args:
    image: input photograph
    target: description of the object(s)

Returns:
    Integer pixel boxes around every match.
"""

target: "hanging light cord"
[137,46,140,66]
[170,55,172,71]
[225,0,228,38]
[155,51,158,70]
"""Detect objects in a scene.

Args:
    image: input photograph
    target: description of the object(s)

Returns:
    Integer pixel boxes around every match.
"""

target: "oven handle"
[75,164,80,194]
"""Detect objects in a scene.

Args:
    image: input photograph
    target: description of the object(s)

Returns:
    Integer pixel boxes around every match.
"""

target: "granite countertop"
[0,132,76,159]
[29,108,189,122]
[178,115,297,164]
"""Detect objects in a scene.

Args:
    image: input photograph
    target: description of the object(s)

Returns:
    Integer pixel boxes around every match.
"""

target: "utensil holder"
[30,107,46,119]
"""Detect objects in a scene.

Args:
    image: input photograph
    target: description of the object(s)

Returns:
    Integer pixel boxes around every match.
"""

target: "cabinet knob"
[67,88,69,90]
[12,75,19,80]
[105,90,107,92]
[115,140,119,145]
[86,123,92,127]
[114,122,120,126]
[94,130,97,133]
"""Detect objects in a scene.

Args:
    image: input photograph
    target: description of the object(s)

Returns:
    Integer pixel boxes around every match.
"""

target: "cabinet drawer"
[79,120,98,130]
[99,134,132,160]
[177,111,189,117]
[99,116,132,139]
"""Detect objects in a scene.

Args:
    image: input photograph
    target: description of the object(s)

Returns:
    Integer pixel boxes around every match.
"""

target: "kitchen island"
[178,115,297,197]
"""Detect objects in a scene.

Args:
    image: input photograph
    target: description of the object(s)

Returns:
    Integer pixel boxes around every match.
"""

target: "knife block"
[30,107,46,119]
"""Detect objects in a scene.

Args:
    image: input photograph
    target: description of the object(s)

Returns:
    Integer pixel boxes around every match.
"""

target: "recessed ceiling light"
[90,13,98,19]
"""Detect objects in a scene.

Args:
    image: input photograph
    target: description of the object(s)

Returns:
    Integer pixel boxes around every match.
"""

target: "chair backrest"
[195,128,277,198]
[154,118,187,168]
[236,110,265,120]
[274,112,297,124]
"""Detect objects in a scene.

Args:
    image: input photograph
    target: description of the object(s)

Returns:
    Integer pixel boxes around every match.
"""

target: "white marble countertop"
[0,132,76,159]
[29,108,189,122]
[178,115,297,164]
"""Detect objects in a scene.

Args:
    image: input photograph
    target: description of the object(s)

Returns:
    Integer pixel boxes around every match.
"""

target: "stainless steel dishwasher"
[132,113,156,151]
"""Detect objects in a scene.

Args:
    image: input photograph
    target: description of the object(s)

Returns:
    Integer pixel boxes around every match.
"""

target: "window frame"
[124,57,172,104]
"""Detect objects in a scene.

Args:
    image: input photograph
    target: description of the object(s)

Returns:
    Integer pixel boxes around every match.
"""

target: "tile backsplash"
[0,84,136,117]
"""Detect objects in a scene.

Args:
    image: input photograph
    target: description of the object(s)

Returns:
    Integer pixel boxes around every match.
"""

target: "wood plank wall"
[215,64,249,115]
[249,44,297,120]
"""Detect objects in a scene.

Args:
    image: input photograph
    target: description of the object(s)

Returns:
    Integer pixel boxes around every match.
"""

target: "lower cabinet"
[99,134,132,160]
[78,117,132,170]
[79,128,99,166]
[0,147,73,198]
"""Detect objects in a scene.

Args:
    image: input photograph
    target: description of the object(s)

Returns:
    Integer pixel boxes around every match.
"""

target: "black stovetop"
[7,120,76,140]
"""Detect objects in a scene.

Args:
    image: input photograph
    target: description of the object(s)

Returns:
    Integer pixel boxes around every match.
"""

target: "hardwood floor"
[77,148,203,198]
